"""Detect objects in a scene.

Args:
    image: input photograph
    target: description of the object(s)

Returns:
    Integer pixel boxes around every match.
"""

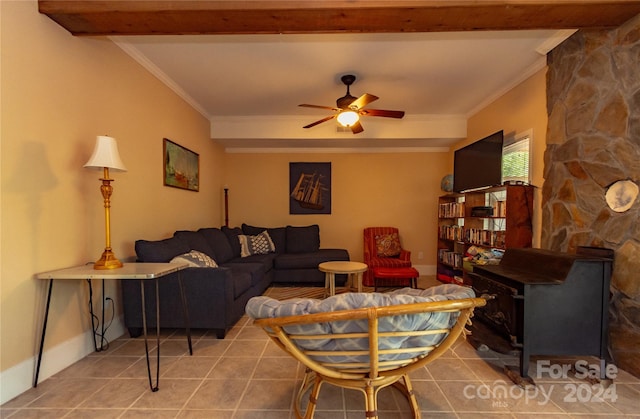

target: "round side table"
[318,261,368,297]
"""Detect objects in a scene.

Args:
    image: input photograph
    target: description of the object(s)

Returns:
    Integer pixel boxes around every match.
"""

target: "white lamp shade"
[336,110,359,127]
[84,135,127,171]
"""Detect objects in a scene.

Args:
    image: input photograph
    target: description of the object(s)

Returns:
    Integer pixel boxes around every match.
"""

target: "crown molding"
[111,38,211,119]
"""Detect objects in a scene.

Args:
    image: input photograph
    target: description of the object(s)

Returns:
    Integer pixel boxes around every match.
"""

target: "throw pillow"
[170,250,218,268]
[242,223,287,253]
[375,233,402,257]
[239,230,276,257]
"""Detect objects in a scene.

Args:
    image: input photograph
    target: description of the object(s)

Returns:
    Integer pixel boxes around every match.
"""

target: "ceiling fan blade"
[299,104,341,111]
[303,114,336,129]
[350,120,364,134]
[348,93,378,110]
[361,109,405,119]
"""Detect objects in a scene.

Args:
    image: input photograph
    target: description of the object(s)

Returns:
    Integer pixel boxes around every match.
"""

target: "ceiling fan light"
[337,110,359,127]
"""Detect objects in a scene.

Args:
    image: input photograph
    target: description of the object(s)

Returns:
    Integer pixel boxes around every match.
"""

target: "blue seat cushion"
[246,284,475,363]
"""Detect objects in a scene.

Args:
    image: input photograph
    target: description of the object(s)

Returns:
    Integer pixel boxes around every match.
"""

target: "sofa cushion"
[173,230,216,259]
[135,237,190,263]
[274,248,350,270]
[286,225,320,254]
[375,232,402,257]
[239,231,276,257]
[222,262,266,287]
[199,228,234,264]
[170,250,218,268]
[242,223,287,253]
[222,226,243,259]
[227,253,277,274]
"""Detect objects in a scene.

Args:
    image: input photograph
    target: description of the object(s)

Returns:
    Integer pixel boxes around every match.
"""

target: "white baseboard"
[0,316,126,405]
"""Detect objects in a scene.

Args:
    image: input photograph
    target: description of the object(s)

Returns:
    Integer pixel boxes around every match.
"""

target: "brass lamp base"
[94,248,123,270]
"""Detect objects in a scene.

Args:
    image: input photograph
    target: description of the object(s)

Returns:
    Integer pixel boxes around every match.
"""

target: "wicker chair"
[247,286,486,419]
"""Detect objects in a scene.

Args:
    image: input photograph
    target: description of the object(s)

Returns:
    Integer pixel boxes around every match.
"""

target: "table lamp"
[84,135,127,269]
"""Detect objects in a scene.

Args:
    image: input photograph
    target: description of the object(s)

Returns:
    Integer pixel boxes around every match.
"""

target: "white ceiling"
[114,30,574,150]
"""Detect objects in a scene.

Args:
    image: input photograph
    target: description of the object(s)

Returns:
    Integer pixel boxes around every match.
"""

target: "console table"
[34,262,191,391]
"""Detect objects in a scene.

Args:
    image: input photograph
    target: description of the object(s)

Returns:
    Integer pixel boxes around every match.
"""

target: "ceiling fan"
[299,74,405,134]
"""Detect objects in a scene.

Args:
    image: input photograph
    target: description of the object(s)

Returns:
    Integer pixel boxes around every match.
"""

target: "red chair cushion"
[373,267,420,279]
[372,267,419,288]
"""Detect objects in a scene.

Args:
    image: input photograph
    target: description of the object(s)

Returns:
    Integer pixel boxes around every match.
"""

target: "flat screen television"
[453,130,504,193]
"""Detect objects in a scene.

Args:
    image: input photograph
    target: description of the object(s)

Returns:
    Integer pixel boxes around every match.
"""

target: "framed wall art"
[289,162,331,214]
[163,138,199,192]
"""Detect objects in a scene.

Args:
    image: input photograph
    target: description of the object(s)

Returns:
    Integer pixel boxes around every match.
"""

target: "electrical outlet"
[418,251,424,260]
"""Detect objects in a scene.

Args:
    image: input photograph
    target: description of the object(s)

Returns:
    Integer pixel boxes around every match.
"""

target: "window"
[502,131,531,184]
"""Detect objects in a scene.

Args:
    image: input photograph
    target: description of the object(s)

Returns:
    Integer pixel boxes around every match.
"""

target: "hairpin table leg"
[141,279,160,392]
[177,274,193,355]
[34,278,54,387]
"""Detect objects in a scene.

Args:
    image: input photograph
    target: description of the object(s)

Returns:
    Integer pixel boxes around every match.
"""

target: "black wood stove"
[467,247,613,379]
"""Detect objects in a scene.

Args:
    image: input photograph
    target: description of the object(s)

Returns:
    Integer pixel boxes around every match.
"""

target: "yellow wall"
[458,69,548,246]
[223,152,449,264]
[1,0,224,381]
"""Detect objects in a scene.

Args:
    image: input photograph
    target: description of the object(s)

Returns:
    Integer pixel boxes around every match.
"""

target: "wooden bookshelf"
[436,184,533,284]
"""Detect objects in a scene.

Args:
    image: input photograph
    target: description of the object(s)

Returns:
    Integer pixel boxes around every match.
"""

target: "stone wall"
[544,14,640,377]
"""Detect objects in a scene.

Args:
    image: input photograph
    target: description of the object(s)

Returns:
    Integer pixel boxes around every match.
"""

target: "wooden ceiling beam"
[39,1,640,36]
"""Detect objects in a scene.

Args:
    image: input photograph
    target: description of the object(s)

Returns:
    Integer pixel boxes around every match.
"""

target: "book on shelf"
[493,200,507,217]
[438,202,465,218]
[463,228,506,248]
[438,225,463,241]
[438,248,463,269]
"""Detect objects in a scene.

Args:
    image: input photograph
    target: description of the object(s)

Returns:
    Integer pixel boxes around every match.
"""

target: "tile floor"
[3,283,639,418]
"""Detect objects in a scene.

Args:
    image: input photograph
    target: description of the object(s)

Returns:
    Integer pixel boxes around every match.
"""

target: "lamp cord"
[87,279,114,351]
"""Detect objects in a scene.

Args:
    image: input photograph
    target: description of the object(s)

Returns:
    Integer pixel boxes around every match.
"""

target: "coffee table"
[318,261,367,297]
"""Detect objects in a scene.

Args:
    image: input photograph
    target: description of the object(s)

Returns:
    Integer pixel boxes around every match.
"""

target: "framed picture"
[163,138,199,191]
[289,162,331,214]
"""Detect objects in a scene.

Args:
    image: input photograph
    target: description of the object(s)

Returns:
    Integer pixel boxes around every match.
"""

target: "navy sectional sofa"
[121,224,349,338]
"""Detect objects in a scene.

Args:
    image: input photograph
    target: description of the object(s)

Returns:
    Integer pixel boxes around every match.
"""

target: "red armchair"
[363,227,412,286]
